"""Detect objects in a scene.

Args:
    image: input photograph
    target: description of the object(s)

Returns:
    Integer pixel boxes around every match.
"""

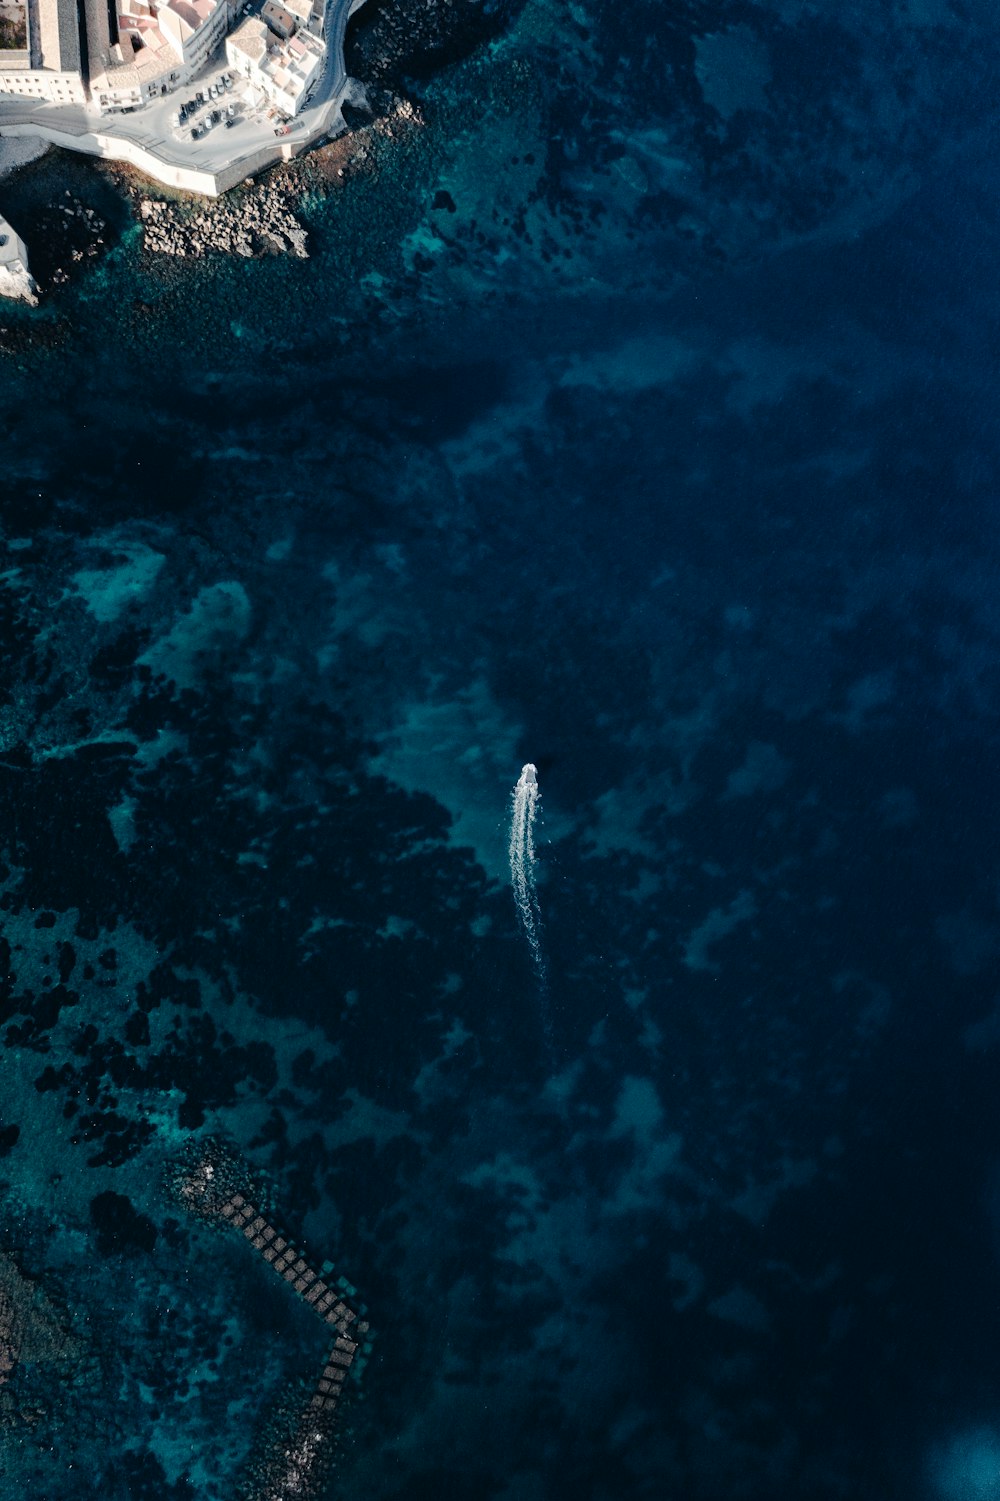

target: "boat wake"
[509,763,546,992]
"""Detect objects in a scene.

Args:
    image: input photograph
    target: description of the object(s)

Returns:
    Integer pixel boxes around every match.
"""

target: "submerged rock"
[0,1247,80,1398]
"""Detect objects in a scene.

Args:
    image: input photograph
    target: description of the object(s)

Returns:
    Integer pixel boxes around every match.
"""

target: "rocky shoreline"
[345,0,522,90]
[125,94,421,265]
[0,92,422,313]
[139,182,310,260]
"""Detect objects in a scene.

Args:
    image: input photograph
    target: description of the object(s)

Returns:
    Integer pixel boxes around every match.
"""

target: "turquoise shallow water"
[3,1,1000,1497]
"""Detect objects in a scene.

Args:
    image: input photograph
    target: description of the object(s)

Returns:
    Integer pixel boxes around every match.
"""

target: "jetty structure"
[0,0,369,198]
[169,1140,373,1500]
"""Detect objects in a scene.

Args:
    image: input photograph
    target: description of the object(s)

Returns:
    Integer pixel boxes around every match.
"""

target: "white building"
[283,0,323,37]
[0,50,87,103]
[261,29,322,115]
[0,0,87,103]
[225,15,268,88]
[0,0,236,112]
[90,0,228,111]
[226,10,322,116]
[159,0,229,74]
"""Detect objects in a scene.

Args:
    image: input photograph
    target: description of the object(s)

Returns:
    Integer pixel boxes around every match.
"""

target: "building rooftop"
[38,0,83,73]
[166,0,215,36]
[227,14,268,62]
[261,0,295,36]
[93,25,177,85]
[259,25,320,96]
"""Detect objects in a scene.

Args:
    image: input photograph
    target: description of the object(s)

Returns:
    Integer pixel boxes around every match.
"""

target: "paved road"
[0,0,359,187]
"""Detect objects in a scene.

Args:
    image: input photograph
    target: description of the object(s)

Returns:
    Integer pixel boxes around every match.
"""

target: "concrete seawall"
[0,116,318,197]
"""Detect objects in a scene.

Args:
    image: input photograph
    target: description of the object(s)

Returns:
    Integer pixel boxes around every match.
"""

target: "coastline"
[0,0,487,303]
[0,92,420,306]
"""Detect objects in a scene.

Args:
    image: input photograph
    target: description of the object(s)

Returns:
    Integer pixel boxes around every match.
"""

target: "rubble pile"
[140,182,309,260]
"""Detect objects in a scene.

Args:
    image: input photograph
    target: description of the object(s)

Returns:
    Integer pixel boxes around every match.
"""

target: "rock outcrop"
[0,213,37,306]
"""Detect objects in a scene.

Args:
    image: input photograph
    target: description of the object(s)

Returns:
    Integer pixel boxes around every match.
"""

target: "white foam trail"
[510,762,546,986]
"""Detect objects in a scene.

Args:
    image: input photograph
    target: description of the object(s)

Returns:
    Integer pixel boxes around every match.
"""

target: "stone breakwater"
[140,183,309,260]
[168,1139,373,1500]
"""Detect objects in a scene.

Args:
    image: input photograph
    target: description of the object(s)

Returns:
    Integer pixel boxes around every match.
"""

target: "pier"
[170,1141,372,1499]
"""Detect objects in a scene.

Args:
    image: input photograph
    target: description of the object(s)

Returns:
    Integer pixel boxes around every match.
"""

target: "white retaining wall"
[0,115,317,193]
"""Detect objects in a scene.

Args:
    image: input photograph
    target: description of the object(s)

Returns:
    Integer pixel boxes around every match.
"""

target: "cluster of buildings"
[0,0,326,118]
[227,2,324,119]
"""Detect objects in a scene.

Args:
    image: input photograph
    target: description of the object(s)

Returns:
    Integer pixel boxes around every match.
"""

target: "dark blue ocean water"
[2,2,1000,1497]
